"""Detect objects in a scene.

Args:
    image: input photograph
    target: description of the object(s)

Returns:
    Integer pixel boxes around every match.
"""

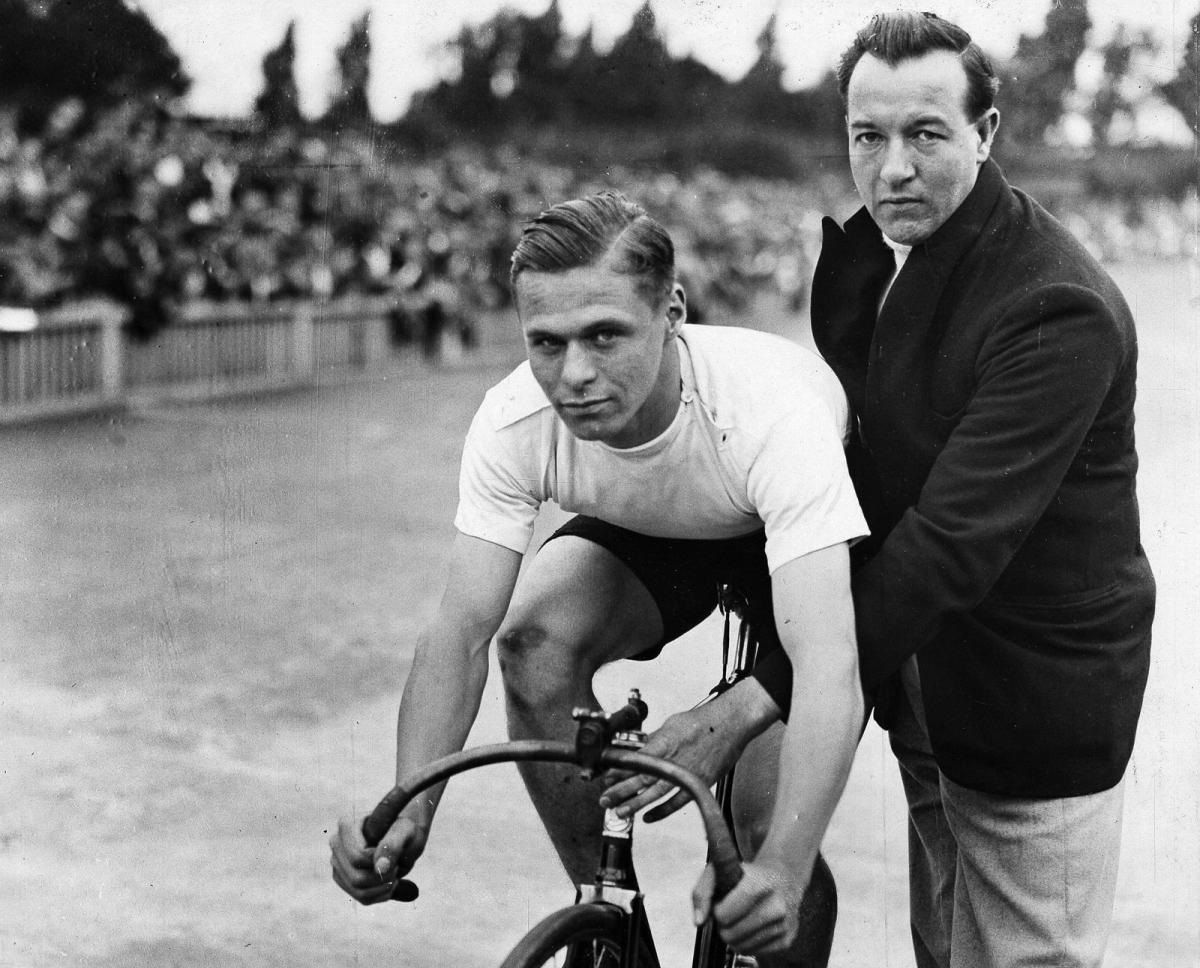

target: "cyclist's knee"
[496,619,544,663]
[496,621,546,676]
[496,621,577,707]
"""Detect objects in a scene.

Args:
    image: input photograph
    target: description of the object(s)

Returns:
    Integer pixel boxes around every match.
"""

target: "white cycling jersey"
[454,323,868,574]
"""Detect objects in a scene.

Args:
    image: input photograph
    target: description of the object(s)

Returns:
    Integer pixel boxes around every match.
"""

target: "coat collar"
[915,157,1008,272]
[811,160,1011,417]
[810,210,892,414]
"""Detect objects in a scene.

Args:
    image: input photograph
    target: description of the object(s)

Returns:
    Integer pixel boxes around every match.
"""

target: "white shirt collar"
[881,233,913,270]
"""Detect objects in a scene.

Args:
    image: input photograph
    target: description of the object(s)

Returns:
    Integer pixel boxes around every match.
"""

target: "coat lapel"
[863,161,1008,499]
[810,211,893,416]
[866,244,949,449]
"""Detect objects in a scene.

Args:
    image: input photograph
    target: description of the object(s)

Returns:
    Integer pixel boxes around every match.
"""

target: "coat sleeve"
[853,282,1132,692]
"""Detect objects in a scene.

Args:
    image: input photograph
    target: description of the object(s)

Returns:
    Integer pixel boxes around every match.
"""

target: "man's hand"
[599,679,778,822]
[691,858,806,957]
[328,813,428,905]
[333,534,519,905]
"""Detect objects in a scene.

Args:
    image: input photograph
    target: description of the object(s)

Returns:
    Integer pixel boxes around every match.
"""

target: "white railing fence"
[1,296,395,424]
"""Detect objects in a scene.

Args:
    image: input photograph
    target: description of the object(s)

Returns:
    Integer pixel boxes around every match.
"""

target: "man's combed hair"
[836,10,1000,121]
[510,191,675,307]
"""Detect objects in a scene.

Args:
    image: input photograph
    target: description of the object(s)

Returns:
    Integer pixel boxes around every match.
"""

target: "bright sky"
[136,0,1195,125]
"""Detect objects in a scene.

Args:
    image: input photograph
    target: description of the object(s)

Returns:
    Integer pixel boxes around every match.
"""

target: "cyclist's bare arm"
[698,541,862,956]
[329,533,522,903]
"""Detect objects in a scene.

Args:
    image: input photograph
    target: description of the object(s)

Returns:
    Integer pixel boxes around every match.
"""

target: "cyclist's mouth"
[561,399,609,415]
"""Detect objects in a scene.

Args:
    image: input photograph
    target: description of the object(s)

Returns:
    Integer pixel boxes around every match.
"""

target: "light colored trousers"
[889,659,1126,968]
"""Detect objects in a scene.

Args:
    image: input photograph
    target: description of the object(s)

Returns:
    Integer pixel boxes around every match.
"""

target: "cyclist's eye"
[853,132,883,149]
[592,330,618,346]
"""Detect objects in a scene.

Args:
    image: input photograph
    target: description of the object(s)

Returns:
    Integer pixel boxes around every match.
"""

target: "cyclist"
[329,191,868,960]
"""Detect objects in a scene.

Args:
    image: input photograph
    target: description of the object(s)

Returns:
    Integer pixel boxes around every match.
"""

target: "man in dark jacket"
[807,10,1155,968]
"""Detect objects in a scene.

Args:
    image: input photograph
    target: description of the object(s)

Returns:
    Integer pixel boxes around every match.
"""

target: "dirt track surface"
[2,265,1198,967]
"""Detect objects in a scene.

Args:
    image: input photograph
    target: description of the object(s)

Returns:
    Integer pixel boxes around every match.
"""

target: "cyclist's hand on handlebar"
[692,858,805,958]
[599,700,745,822]
[328,813,427,905]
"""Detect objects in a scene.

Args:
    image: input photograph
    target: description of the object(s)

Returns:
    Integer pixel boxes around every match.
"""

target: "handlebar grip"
[389,878,420,902]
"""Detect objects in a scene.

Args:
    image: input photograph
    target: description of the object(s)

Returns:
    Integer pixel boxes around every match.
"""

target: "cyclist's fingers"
[613,779,677,818]
[598,773,656,810]
[643,788,693,823]
[330,846,388,889]
[713,877,770,925]
[715,897,786,947]
[721,920,788,957]
[599,771,648,801]
[374,818,426,880]
[715,893,793,953]
[331,861,397,904]
[373,844,415,881]
[330,816,375,870]
[330,814,363,851]
[691,863,717,926]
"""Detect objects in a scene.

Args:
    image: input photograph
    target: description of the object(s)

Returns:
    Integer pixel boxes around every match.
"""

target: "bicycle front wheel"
[500,902,657,968]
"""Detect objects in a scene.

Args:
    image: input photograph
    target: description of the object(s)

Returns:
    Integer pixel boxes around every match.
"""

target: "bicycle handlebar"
[361,739,743,898]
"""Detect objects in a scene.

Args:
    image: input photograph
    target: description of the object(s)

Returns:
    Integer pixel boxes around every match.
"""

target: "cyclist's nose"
[560,341,597,388]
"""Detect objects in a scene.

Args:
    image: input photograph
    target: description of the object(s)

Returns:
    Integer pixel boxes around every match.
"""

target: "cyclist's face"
[516,264,684,449]
[846,50,998,245]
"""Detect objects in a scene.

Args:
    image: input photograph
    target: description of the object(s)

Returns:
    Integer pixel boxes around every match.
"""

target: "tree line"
[1,0,1197,155]
[261,0,1199,149]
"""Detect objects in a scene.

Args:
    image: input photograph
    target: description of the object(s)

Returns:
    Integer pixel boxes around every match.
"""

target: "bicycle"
[363,687,735,966]
[361,587,835,967]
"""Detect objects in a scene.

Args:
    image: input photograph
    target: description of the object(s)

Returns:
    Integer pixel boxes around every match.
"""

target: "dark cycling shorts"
[543,515,783,662]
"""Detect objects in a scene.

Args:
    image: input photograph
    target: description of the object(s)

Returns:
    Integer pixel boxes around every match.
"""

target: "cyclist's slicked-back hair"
[510,191,674,307]
[836,10,999,121]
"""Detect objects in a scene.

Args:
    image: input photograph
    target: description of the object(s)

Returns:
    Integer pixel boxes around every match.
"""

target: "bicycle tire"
[500,903,657,968]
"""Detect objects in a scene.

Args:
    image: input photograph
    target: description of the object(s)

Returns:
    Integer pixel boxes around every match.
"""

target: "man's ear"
[976,108,1000,162]
[665,284,687,336]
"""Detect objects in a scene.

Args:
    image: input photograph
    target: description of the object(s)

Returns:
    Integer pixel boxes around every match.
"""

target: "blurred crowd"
[1,99,1196,339]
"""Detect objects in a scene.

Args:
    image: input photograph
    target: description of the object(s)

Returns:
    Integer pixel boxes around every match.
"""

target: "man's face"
[516,263,683,449]
[846,50,998,245]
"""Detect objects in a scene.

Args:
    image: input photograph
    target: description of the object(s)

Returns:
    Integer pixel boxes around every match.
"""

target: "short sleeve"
[748,405,869,574]
[453,404,541,555]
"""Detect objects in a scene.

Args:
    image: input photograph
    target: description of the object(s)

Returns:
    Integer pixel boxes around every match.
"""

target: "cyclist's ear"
[665,284,687,336]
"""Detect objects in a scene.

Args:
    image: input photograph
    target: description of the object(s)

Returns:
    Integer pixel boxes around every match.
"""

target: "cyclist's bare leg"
[732,724,838,967]
[495,535,664,885]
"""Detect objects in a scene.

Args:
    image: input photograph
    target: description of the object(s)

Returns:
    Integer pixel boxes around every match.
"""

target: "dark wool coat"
[757,159,1155,798]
